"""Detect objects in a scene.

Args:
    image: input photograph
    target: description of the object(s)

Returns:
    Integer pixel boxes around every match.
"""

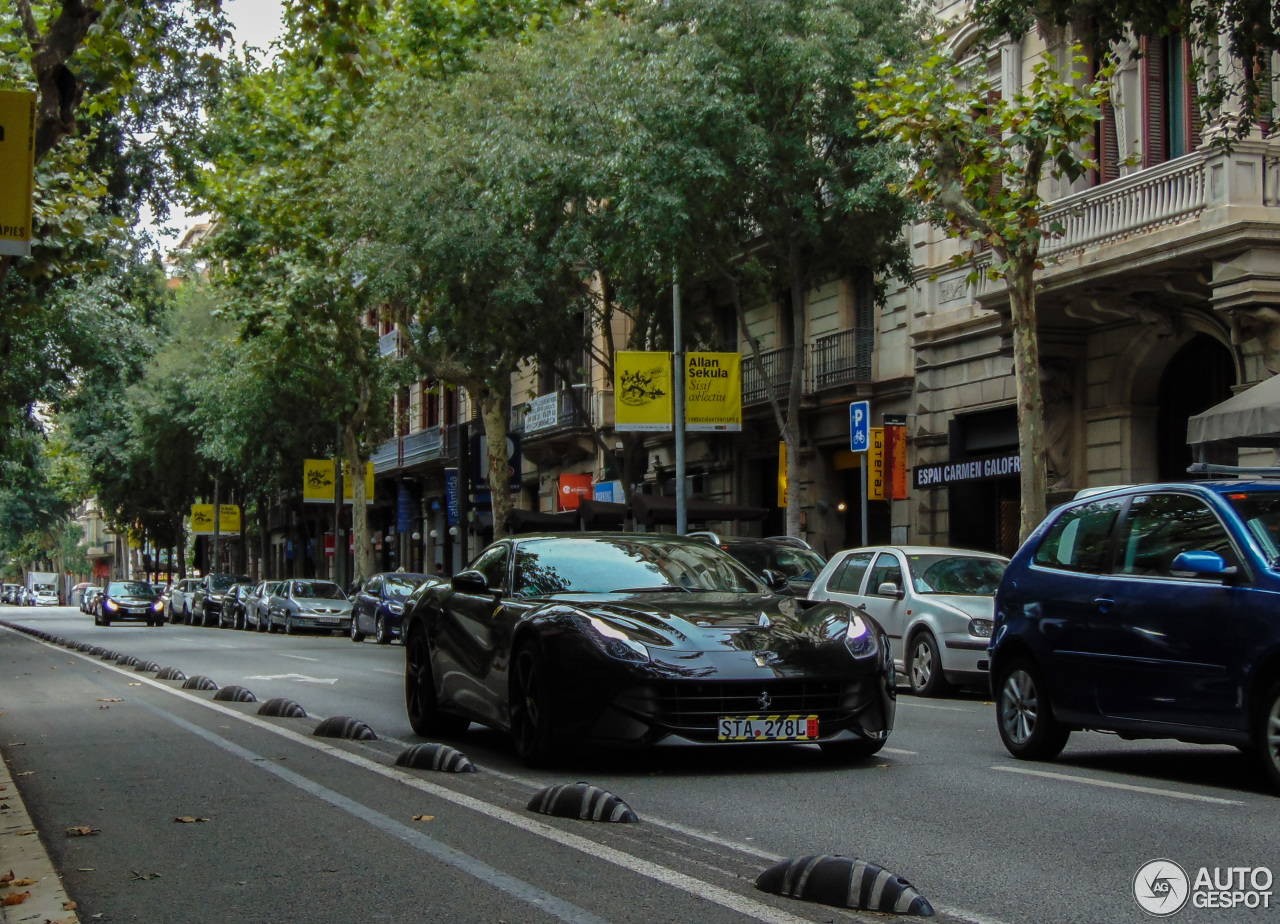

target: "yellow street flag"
[686,352,742,432]
[304,459,336,503]
[128,529,143,549]
[190,504,214,534]
[614,351,673,432]
[218,504,241,534]
[190,504,240,534]
[0,91,36,257]
[869,428,886,501]
[342,461,375,505]
[778,441,787,507]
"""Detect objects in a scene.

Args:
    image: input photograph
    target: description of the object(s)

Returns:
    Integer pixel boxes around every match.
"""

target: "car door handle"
[1093,597,1114,614]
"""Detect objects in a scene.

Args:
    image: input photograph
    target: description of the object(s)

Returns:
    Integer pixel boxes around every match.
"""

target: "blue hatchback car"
[990,481,1280,789]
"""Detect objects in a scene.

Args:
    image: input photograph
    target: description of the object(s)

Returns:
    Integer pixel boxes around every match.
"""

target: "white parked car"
[807,546,1007,696]
[31,583,60,606]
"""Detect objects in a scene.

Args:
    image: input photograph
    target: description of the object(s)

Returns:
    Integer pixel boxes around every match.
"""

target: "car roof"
[1067,481,1280,503]
[835,545,1009,560]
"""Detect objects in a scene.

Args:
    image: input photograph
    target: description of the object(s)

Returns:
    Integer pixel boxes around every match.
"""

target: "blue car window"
[1034,499,1122,573]
[867,553,903,595]
[1118,494,1238,576]
[830,552,874,593]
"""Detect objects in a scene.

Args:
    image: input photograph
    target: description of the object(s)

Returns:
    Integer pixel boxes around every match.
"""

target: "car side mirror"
[451,570,489,595]
[1170,550,1236,578]
[761,569,790,591]
[877,581,904,598]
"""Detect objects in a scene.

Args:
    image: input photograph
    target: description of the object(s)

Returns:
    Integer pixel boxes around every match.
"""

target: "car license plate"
[717,715,818,742]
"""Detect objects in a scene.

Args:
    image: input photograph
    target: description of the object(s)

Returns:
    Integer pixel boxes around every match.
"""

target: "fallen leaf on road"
[128,682,141,686]
[7,743,26,747]
[62,899,78,910]
[16,771,33,777]
[9,878,34,887]
[65,826,100,837]
[98,705,109,710]
[173,817,209,824]
[96,698,122,703]
[77,868,94,872]
[15,831,36,837]
[412,815,435,822]
[49,917,77,924]
[129,870,160,881]
[1,891,29,906]
[0,871,11,883]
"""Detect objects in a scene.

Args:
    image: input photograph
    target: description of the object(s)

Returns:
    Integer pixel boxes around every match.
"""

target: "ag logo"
[1134,859,1189,916]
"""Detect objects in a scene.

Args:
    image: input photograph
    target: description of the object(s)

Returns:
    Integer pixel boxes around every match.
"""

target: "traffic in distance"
[39,482,1280,790]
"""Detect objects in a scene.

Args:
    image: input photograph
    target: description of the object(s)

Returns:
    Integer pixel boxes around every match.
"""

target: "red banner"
[884,424,909,500]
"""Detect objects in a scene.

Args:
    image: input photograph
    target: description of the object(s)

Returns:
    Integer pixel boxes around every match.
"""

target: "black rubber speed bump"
[258,698,307,718]
[313,716,377,741]
[755,855,934,916]
[395,743,475,773]
[116,655,140,667]
[99,650,121,660]
[181,675,218,691]
[527,784,638,823]
[136,661,160,672]
[156,667,186,681]
[89,647,107,657]
[213,685,258,703]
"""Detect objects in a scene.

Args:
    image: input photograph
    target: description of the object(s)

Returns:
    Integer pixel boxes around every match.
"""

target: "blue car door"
[1021,498,1125,717]
[357,576,382,634]
[1092,492,1241,728]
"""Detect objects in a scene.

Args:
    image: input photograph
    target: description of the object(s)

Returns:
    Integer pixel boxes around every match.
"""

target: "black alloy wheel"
[285,614,296,635]
[510,641,554,766]
[404,627,468,738]
[182,606,192,626]
[375,614,391,645]
[350,612,365,643]
[1258,679,1280,791]
[257,610,268,633]
[819,737,887,761]
[995,656,1070,760]
[907,630,951,697]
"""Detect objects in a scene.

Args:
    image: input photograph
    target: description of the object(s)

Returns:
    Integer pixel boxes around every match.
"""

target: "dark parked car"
[218,583,255,629]
[80,586,103,614]
[191,573,252,627]
[991,481,1280,790]
[95,581,165,627]
[402,534,896,766]
[689,533,827,594]
[350,572,437,645]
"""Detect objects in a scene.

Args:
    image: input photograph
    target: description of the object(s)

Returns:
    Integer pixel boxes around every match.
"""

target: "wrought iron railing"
[742,347,794,405]
[810,329,872,390]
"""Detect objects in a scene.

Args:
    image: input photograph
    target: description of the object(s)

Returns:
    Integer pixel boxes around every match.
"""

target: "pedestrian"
[395,566,406,573]
[434,562,446,578]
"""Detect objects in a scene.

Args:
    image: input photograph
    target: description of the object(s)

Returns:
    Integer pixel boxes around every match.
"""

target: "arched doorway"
[1156,334,1235,481]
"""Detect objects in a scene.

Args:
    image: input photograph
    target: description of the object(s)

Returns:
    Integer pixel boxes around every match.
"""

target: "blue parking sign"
[850,401,870,452]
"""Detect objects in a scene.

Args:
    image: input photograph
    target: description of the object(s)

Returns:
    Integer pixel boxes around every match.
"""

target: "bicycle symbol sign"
[850,401,870,453]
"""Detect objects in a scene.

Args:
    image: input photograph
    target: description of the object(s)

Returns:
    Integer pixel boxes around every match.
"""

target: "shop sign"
[914,452,1022,489]
[614,351,673,431]
[524,392,559,432]
[559,473,593,511]
[685,352,741,431]
[593,480,625,503]
[868,428,886,500]
[396,482,415,534]
[445,468,459,527]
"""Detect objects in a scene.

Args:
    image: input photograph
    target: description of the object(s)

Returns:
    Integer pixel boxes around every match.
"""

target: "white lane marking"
[883,747,916,755]
[280,653,319,662]
[243,673,338,684]
[216,644,238,649]
[992,765,1243,806]
[33,636,814,924]
[894,701,973,713]
[373,668,401,676]
[135,700,606,924]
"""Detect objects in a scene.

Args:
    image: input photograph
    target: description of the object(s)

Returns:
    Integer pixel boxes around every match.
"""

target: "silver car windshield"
[904,555,1006,595]
[291,581,345,600]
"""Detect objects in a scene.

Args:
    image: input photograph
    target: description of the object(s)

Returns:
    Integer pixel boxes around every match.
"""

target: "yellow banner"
[190,504,240,534]
[869,428,886,501]
[304,459,373,504]
[303,459,336,503]
[614,351,673,432]
[0,91,35,258]
[128,529,143,550]
[778,441,787,507]
[686,352,742,432]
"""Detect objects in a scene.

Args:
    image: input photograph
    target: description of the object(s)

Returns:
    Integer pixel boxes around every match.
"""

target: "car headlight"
[573,613,649,663]
[151,600,164,611]
[968,618,993,638]
[844,611,878,657]
[104,599,118,611]
[388,602,404,615]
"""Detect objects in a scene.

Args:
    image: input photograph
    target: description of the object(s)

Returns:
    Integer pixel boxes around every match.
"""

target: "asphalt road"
[0,605,1275,924]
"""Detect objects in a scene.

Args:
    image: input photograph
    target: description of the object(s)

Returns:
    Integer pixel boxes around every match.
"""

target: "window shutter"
[1259,56,1275,137]
[1101,101,1121,181]
[1185,40,1202,148]
[1142,36,1167,166]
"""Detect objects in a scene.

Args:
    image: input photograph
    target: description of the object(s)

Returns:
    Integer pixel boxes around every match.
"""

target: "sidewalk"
[0,745,79,924]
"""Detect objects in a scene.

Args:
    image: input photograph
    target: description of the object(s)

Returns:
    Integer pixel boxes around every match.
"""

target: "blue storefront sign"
[445,468,459,527]
[397,482,415,534]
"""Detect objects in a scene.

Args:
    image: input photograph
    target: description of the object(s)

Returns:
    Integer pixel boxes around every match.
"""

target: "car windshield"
[511,537,763,597]
[292,581,345,600]
[263,582,280,596]
[209,574,248,591]
[1223,491,1280,562]
[108,582,156,598]
[904,555,1007,595]
[34,584,56,594]
[726,545,826,581]
[384,575,426,598]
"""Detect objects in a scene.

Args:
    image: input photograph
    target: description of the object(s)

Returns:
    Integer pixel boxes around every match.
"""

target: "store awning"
[504,509,580,534]
[631,494,769,527]
[1187,374,1280,447]
[577,499,627,530]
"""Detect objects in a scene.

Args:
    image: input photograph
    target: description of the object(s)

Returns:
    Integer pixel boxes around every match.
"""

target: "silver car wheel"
[910,640,933,689]
[1001,669,1038,746]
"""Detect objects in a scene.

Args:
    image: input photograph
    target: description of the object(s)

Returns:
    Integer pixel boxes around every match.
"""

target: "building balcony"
[378,328,400,357]
[809,329,872,391]
[371,425,458,475]
[742,347,793,406]
[512,385,593,438]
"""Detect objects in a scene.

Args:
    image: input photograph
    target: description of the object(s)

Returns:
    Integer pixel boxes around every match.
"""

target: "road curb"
[0,746,78,924]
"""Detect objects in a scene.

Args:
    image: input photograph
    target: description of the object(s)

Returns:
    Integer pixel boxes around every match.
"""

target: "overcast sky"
[147,0,285,252]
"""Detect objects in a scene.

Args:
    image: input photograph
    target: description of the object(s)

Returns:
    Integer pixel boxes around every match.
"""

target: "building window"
[1143,33,1200,167]
[853,274,874,382]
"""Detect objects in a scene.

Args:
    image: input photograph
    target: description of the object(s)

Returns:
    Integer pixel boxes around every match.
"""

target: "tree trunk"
[1008,266,1048,542]
[478,386,512,541]
[343,426,373,582]
[784,248,808,538]
[176,515,187,580]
